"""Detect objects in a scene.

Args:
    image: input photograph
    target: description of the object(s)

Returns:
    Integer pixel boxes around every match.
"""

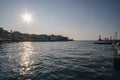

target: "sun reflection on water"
[19,42,34,75]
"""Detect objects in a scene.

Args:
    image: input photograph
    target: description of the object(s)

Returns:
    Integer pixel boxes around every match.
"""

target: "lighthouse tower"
[98,35,102,41]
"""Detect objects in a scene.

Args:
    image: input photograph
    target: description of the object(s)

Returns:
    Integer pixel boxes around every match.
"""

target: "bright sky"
[0,0,120,40]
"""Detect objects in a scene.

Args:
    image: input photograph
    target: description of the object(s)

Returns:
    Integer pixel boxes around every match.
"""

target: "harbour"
[93,33,120,69]
[0,0,120,80]
[0,41,118,80]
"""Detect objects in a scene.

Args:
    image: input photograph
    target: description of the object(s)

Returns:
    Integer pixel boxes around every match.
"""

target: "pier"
[112,40,120,69]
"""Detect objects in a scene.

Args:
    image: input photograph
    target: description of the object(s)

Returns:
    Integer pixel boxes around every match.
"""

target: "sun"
[22,13,32,23]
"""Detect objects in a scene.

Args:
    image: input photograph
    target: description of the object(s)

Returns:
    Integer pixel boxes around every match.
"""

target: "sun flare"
[22,13,32,23]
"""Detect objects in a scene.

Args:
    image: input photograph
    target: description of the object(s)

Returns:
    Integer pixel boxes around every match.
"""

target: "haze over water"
[0,41,119,80]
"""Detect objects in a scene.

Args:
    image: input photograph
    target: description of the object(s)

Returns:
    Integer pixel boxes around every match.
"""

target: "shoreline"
[0,39,73,44]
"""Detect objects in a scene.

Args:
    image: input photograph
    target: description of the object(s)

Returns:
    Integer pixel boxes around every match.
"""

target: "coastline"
[0,27,73,43]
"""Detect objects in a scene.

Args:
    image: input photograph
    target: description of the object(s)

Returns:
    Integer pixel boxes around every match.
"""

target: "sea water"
[0,41,120,80]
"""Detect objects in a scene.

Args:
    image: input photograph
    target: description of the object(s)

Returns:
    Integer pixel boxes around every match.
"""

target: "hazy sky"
[0,0,120,40]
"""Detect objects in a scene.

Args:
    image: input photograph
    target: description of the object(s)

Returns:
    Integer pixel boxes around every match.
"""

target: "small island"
[0,27,73,42]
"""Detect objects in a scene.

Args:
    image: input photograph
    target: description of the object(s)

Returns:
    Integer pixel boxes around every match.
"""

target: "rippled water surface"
[0,41,120,80]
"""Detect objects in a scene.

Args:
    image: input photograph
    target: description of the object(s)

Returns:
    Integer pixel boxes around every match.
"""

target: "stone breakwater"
[112,40,120,69]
